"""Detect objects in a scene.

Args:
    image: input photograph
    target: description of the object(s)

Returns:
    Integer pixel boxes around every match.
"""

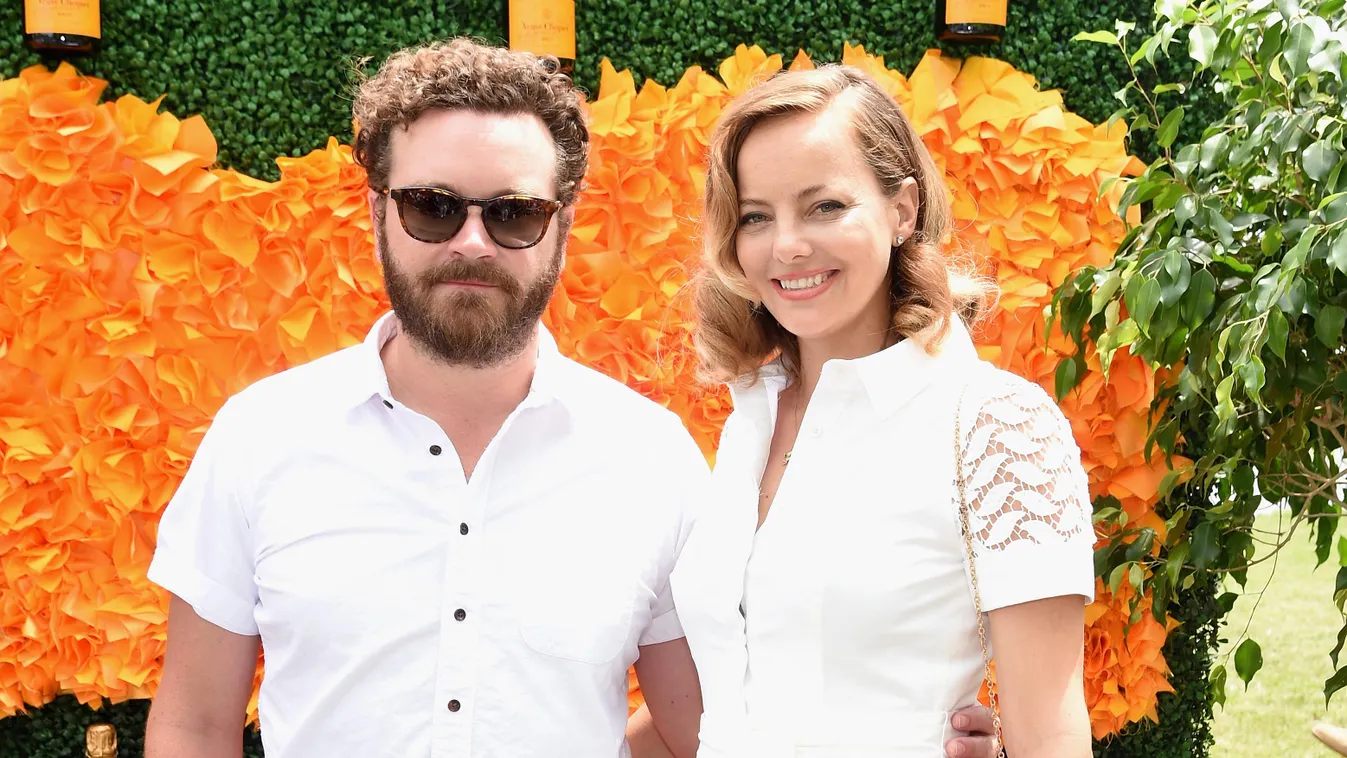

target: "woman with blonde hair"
[669,64,1096,757]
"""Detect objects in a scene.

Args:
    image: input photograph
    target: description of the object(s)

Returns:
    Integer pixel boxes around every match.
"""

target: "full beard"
[377,220,563,368]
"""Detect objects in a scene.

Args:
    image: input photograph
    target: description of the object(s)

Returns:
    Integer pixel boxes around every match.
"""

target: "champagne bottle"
[85,723,117,758]
[505,0,576,76]
[23,0,101,55]
[935,0,1006,44]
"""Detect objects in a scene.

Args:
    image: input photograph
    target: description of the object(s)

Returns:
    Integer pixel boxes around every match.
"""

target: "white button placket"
[426,428,480,758]
[427,400,540,757]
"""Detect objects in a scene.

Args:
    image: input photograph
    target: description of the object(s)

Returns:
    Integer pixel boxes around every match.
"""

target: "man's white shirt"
[147,312,708,758]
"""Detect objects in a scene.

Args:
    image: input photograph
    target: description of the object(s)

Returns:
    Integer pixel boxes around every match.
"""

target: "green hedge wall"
[0,696,263,758]
[0,2,1219,757]
[1,0,1208,181]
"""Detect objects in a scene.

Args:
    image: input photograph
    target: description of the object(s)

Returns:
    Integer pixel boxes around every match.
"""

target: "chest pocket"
[518,563,637,665]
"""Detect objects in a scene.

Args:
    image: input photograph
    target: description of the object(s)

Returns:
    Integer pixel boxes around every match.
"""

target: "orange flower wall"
[0,46,1176,739]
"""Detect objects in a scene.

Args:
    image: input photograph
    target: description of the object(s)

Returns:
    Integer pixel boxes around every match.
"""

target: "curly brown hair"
[351,38,589,204]
[693,65,994,385]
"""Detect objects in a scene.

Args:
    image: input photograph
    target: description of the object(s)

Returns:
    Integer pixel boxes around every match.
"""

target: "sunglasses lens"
[484,197,553,248]
[397,188,466,242]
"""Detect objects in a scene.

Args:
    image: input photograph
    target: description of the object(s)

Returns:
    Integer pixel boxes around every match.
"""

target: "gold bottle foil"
[85,723,117,758]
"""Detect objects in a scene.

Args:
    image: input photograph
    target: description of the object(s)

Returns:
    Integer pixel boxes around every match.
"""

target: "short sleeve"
[956,372,1096,612]
[639,417,709,647]
[147,398,260,636]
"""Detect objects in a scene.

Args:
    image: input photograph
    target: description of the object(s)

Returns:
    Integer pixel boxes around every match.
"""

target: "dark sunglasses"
[382,186,564,249]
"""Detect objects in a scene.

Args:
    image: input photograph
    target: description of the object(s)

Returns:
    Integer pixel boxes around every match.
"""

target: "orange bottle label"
[509,0,576,60]
[25,0,101,39]
[945,0,1007,26]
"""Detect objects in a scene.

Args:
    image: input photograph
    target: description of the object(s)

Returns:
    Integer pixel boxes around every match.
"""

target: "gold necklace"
[782,384,804,466]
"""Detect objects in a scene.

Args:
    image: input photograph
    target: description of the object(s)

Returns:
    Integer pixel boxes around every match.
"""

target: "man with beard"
[144,38,1000,758]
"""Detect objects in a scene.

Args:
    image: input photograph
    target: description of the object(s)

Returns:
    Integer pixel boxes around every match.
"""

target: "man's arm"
[626,637,702,758]
[146,595,261,758]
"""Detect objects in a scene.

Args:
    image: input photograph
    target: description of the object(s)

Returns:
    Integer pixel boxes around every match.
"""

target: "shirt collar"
[728,315,982,418]
[347,310,566,414]
[846,315,981,417]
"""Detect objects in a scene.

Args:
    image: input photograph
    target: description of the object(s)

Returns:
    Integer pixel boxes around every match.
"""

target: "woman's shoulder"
[960,363,1062,415]
[953,363,1076,450]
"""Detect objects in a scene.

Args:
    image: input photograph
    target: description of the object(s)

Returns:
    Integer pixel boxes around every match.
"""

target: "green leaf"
[1263,224,1286,259]
[1156,0,1191,21]
[1267,308,1290,361]
[1185,268,1217,328]
[1163,324,1189,366]
[1174,144,1200,178]
[1073,30,1120,44]
[1167,542,1190,588]
[1233,464,1255,496]
[1134,278,1162,334]
[1152,82,1187,95]
[1327,666,1347,707]
[1114,318,1141,348]
[1158,468,1185,500]
[1210,212,1236,249]
[1126,528,1157,562]
[1333,620,1347,667]
[1157,106,1186,148]
[1114,20,1136,38]
[1330,232,1347,275]
[1305,140,1340,182]
[1189,24,1218,68]
[1285,227,1320,270]
[1192,521,1221,570]
[1317,305,1346,347]
[1129,37,1155,66]
[1216,254,1256,274]
[1236,639,1264,687]
[1108,562,1130,594]
[1128,562,1144,591]
[1270,55,1288,86]
[1055,355,1080,399]
[1175,194,1198,229]
[1339,536,1347,567]
[1160,250,1192,305]
[1285,21,1315,78]
[1200,133,1231,171]
[1216,375,1237,424]
[1212,664,1229,708]
[1238,355,1266,404]
[1091,271,1123,319]
[1336,567,1347,613]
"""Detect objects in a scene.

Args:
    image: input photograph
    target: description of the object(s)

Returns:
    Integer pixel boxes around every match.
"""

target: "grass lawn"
[1211,511,1347,758]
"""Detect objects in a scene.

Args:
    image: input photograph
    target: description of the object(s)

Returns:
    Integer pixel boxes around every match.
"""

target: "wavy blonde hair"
[693,65,993,385]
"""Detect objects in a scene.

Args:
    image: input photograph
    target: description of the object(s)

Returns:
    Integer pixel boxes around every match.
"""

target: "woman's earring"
[894,234,905,247]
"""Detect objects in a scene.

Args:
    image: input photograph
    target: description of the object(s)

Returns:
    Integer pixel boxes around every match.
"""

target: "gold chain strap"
[954,382,1004,756]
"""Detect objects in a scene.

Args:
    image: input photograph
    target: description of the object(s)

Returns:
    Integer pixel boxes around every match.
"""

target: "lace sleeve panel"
[958,373,1094,556]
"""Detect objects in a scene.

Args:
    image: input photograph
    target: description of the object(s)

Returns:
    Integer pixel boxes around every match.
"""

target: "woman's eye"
[815,200,846,214]
[738,212,768,227]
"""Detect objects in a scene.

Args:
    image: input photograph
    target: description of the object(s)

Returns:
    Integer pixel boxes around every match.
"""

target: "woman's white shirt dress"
[670,318,1097,757]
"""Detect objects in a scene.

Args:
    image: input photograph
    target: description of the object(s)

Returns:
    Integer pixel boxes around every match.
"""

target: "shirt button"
[382,399,393,409]
[429,444,442,456]
[454,609,466,621]
[809,427,822,438]
[447,699,461,712]
[460,523,469,535]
